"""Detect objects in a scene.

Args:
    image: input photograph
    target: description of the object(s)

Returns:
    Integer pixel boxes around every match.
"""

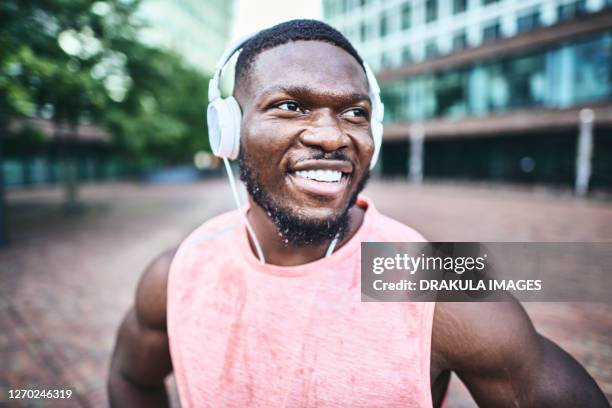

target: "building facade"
[137,0,236,74]
[323,0,612,191]
[2,119,115,189]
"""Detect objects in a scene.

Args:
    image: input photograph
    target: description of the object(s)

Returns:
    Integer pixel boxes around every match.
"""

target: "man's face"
[237,41,374,245]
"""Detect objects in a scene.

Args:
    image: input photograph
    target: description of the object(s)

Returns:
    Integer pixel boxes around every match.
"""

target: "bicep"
[434,301,608,407]
[110,248,176,387]
[110,308,172,388]
[434,301,539,405]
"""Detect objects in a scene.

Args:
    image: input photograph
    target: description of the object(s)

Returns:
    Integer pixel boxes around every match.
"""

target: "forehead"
[248,40,369,97]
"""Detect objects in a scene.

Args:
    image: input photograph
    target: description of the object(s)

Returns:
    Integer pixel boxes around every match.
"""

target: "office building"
[138,0,236,73]
[323,0,612,191]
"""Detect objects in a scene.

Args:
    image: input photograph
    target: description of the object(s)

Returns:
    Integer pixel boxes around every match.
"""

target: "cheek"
[356,133,375,165]
[241,118,291,175]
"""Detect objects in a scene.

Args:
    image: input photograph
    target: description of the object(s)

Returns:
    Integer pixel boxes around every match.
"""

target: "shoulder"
[362,195,427,242]
[432,299,539,375]
[135,211,240,330]
[135,248,177,331]
[369,211,428,243]
[176,209,242,251]
[134,210,242,330]
[166,209,244,299]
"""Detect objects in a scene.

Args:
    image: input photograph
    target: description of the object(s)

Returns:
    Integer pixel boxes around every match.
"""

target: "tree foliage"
[0,0,137,127]
[106,41,210,165]
[0,0,211,165]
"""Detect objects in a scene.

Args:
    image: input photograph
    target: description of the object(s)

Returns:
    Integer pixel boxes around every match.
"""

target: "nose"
[300,109,350,152]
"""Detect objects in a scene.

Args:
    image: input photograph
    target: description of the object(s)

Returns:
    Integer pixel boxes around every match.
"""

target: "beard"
[238,148,370,248]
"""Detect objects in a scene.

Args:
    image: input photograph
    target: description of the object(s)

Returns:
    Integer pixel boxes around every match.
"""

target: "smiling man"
[107,20,607,407]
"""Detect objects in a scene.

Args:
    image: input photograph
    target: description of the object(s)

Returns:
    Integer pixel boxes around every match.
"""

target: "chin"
[280,186,354,218]
[296,204,347,223]
[267,196,352,247]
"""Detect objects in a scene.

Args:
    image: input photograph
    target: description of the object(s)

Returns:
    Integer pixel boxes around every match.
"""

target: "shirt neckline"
[238,196,377,277]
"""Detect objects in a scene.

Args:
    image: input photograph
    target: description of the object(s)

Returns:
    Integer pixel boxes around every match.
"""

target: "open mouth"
[294,169,346,183]
[287,160,353,198]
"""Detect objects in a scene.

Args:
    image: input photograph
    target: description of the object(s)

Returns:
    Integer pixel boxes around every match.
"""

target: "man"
[108,20,608,407]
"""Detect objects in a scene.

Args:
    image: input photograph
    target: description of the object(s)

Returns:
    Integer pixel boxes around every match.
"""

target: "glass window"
[421,75,437,119]
[342,0,349,13]
[572,35,612,103]
[402,47,413,64]
[323,0,335,18]
[506,54,546,108]
[517,10,541,33]
[435,70,469,118]
[360,22,367,42]
[377,32,611,123]
[401,4,411,30]
[482,62,509,111]
[425,0,437,23]
[453,0,467,14]
[453,31,468,51]
[483,0,500,5]
[425,40,439,59]
[482,20,501,43]
[557,1,587,22]
[380,14,388,37]
[380,81,405,122]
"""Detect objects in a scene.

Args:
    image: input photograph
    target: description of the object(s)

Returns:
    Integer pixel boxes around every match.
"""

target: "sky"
[231,0,322,41]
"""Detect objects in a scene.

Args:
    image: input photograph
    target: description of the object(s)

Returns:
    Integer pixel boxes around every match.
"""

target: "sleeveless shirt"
[167,196,436,407]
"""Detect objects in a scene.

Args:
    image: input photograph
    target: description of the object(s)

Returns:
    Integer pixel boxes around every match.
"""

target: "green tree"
[0,0,138,210]
[1,0,212,241]
[105,41,210,167]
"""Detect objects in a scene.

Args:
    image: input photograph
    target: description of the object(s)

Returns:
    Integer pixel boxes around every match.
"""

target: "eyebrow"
[257,85,371,106]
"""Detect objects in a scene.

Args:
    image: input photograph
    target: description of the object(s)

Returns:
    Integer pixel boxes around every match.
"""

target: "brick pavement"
[0,179,610,407]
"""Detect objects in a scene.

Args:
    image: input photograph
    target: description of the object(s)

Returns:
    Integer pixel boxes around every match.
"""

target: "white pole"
[409,123,425,183]
[575,108,594,197]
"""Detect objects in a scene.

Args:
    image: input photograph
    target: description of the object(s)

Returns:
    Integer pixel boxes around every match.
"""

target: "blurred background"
[1,0,611,407]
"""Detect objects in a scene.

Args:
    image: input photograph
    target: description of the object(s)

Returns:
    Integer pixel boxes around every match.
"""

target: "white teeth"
[295,169,343,182]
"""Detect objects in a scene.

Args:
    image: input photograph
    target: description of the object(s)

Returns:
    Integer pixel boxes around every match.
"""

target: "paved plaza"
[1,179,611,407]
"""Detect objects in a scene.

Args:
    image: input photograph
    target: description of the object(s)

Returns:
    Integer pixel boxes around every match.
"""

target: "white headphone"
[206,27,385,264]
[206,30,384,169]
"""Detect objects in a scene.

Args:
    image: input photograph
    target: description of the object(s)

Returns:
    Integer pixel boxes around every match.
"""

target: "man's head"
[234,20,374,247]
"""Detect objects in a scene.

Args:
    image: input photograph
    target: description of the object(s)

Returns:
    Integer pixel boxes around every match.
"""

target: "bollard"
[575,108,594,197]
[409,123,425,184]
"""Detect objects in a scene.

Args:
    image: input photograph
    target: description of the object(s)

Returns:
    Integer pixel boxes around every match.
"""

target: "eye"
[342,108,368,118]
[276,102,302,112]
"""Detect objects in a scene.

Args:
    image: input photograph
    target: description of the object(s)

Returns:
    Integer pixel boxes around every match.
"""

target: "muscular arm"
[432,300,608,407]
[107,249,176,407]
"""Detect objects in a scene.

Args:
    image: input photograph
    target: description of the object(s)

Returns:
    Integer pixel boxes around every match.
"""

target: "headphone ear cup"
[370,119,383,170]
[207,99,224,157]
[224,96,242,160]
[207,97,242,159]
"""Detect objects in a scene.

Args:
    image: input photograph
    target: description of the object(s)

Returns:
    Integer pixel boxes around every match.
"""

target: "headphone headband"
[208,31,259,102]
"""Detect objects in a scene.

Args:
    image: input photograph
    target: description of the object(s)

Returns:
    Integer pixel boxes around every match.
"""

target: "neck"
[245,199,365,266]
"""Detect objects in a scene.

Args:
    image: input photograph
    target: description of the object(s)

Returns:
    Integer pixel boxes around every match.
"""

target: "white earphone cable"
[325,233,340,257]
[223,157,266,264]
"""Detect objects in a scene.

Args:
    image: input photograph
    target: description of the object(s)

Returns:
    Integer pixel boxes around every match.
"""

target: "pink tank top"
[167,197,435,407]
